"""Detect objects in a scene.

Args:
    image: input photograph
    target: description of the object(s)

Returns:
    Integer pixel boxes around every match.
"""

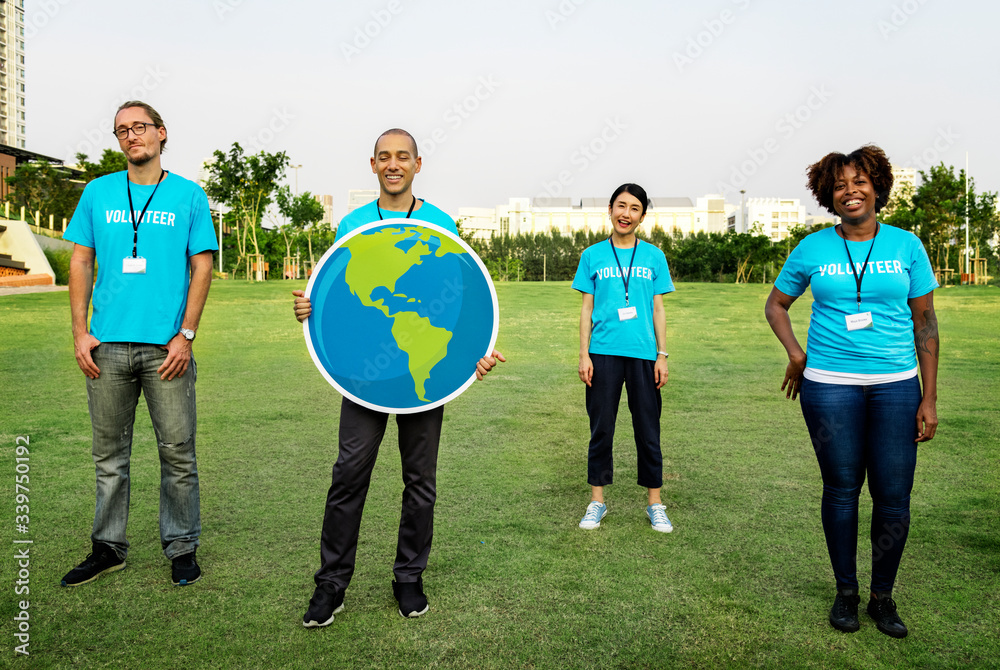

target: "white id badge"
[123,257,147,274]
[618,306,637,321]
[845,311,873,331]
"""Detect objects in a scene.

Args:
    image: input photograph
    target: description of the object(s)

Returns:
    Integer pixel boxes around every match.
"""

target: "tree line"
[880,164,999,274]
[460,225,817,284]
[6,148,998,284]
[463,163,999,284]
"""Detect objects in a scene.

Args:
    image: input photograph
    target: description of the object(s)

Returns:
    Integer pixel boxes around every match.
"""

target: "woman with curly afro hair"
[764,144,939,639]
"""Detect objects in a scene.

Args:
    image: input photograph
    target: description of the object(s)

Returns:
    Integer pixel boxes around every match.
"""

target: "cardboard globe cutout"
[304,220,499,414]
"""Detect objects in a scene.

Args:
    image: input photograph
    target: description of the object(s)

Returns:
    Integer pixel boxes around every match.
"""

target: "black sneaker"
[392,577,429,618]
[303,583,345,628]
[829,588,861,632]
[61,542,125,587]
[171,550,201,586]
[867,592,908,638]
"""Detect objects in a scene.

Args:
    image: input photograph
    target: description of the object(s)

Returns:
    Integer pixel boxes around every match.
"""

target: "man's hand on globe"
[292,290,312,322]
[476,350,506,381]
[303,222,499,412]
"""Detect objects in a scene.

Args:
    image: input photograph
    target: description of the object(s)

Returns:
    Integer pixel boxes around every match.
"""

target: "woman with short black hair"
[765,144,939,638]
[573,183,676,533]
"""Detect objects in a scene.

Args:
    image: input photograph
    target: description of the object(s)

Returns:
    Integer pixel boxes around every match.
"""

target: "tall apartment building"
[315,193,333,227]
[886,166,917,214]
[0,0,26,149]
[891,166,917,197]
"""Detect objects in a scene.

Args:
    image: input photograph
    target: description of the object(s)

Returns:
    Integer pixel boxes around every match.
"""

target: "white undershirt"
[803,366,918,386]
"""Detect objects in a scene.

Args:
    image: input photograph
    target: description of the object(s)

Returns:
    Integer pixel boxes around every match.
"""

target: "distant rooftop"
[649,197,693,208]
[0,144,64,165]
[532,196,697,209]
[531,197,573,208]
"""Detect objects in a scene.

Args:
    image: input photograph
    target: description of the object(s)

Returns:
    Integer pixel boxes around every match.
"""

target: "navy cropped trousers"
[585,353,663,489]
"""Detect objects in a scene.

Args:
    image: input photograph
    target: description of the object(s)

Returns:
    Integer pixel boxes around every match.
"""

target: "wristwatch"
[179,328,196,342]
[657,351,669,359]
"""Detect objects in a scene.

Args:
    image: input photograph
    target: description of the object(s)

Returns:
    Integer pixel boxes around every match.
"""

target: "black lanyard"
[841,222,879,310]
[376,196,416,220]
[126,170,165,258]
[609,237,638,305]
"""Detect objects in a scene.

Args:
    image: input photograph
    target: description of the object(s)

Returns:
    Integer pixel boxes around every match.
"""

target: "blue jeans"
[799,376,921,593]
[86,343,201,560]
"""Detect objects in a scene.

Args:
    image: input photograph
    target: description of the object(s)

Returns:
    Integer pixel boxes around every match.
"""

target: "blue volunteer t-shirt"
[572,239,674,361]
[334,199,456,242]
[64,171,218,345]
[774,224,937,374]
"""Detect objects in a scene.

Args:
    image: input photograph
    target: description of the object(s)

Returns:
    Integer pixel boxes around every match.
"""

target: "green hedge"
[43,246,73,285]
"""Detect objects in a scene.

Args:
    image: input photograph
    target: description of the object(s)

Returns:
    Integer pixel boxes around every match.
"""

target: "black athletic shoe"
[171,550,201,586]
[303,583,345,628]
[61,542,125,587]
[867,592,908,638]
[829,588,861,632]
[392,577,429,618]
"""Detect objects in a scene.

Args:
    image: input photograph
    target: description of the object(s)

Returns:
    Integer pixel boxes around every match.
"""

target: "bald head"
[374,128,418,158]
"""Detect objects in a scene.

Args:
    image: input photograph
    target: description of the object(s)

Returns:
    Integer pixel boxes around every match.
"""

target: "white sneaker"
[579,501,607,529]
[646,504,673,533]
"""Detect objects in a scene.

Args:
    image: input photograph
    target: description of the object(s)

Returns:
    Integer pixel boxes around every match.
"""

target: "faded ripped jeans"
[85,343,201,560]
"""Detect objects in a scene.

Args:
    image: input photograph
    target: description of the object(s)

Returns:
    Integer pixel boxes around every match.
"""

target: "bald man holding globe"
[293,128,504,627]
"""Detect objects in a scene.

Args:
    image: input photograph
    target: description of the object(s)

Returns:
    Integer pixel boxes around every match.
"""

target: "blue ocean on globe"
[306,223,498,413]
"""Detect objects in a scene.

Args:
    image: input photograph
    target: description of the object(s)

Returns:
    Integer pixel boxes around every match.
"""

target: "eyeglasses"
[112,122,156,140]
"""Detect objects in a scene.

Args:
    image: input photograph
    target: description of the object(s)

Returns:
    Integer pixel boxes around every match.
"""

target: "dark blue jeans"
[799,376,921,593]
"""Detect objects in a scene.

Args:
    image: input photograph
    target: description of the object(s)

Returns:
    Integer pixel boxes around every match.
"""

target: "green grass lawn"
[1,281,998,669]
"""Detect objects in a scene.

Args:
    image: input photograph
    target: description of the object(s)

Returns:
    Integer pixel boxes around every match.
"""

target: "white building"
[0,0,26,149]
[886,166,917,214]
[728,198,807,241]
[315,193,333,227]
[458,195,732,240]
[805,213,840,228]
[347,189,377,213]
[196,157,215,189]
[891,166,917,198]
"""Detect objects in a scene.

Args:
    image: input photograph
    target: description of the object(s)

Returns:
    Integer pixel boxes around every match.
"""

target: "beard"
[128,151,155,167]
[125,143,158,167]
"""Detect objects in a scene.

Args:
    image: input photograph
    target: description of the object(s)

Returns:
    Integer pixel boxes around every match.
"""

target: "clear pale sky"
[25,0,1000,223]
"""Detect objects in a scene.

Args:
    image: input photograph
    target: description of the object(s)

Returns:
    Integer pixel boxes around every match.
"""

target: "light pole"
[291,164,303,195]
[740,189,746,233]
[217,203,224,274]
[965,152,970,279]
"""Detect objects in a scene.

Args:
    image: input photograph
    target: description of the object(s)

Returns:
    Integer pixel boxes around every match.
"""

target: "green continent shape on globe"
[342,225,464,401]
[391,311,452,401]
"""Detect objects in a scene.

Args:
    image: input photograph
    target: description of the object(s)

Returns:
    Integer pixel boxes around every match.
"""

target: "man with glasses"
[61,100,217,587]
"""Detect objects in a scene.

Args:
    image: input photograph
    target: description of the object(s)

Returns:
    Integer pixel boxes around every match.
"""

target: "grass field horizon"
[2,281,998,669]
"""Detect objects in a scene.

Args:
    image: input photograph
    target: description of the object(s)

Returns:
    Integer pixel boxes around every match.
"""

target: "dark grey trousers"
[315,397,444,590]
